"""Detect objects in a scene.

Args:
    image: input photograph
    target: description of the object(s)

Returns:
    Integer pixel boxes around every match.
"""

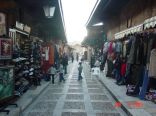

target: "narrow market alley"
[1,1,156,116]
[22,62,127,116]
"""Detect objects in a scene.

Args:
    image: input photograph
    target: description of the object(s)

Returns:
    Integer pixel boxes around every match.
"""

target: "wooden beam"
[0,1,16,9]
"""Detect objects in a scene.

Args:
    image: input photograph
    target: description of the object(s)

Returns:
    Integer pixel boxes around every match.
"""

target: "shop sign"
[0,13,6,36]
[0,38,12,59]
[16,21,24,30]
[24,25,31,33]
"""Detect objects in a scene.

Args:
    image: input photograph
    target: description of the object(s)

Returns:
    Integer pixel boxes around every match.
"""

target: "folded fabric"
[29,72,33,76]
[29,68,34,71]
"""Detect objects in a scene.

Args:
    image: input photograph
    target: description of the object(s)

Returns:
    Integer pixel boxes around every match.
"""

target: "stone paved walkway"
[22,61,127,116]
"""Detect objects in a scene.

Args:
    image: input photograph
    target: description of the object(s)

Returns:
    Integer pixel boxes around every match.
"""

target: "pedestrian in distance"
[71,54,74,63]
[62,53,68,74]
[78,62,83,81]
[59,63,65,82]
[76,54,79,62]
[48,64,57,84]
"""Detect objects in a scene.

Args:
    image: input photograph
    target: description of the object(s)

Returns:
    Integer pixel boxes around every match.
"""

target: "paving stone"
[32,101,57,111]
[88,89,103,93]
[96,113,121,116]
[64,102,85,109]
[87,85,101,88]
[46,89,63,93]
[69,85,82,88]
[68,89,83,93]
[86,80,93,83]
[92,102,116,111]
[72,75,78,77]
[70,82,82,85]
[66,94,84,100]
[50,84,64,87]
[27,111,53,116]
[86,81,98,84]
[85,77,91,79]
[70,81,79,83]
[62,112,87,116]
[70,80,79,83]
[71,78,78,80]
[90,95,109,101]
[41,94,63,100]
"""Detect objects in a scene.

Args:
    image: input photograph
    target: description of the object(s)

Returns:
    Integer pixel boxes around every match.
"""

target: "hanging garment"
[49,45,54,65]
[147,33,155,63]
[121,63,127,77]
[123,42,127,58]
[103,42,109,53]
[127,36,136,64]
[135,37,144,65]
[45,47,49,61]
[115,41,122,53]
[139,69,149,100]
[149,49,156,78]
[108,42,115,54]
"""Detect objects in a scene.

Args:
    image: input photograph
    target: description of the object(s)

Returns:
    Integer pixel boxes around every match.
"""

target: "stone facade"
[106,0,156,40]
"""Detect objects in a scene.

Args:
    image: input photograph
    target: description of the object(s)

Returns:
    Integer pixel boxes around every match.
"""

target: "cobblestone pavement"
[22,61,127,116]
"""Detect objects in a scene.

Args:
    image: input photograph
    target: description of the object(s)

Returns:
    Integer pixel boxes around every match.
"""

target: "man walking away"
[78,62,83,81]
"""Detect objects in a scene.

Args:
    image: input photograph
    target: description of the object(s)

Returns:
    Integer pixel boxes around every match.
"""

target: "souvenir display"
[0,66,14,100]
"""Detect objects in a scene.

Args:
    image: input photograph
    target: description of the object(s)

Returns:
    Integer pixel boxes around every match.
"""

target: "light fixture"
[43,5,55,18]
[92,22,104,26]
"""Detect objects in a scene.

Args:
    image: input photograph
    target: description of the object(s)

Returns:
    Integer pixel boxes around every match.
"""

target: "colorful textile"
[121,63,127,76]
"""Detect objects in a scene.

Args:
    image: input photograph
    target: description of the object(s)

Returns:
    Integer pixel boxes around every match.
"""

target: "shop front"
[102,16,156,104]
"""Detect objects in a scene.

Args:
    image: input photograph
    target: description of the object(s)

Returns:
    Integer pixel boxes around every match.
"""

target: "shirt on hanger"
[149,49,156,78]
[45,47,49,61]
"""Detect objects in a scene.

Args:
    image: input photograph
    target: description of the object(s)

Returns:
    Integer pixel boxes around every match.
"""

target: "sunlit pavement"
[22,61,127,116]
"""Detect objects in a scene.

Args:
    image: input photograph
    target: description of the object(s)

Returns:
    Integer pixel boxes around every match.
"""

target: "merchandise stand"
[0,64,18,114]
[109,16,156,102]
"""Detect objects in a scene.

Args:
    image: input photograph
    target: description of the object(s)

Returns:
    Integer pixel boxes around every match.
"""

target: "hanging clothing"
[135,37,144,65]
[127,36,136,64]
[126,37,133,57]
[45,47,49,61]
[123,42,127,58]
[108,42,115,54]
[146,33,155,64]
[121,63,127,77]
[103,42,109,53]
[149,49,156,78]
[115,41,122,53]
[49,45,54,65]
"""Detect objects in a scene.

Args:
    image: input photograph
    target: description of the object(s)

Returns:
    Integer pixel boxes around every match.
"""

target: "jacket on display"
[146,33,155,63]
[108,42,115,54]
[135,37,145,65]
[103,42,109,53]
[45,47,49,61]
[127,36,136,64]
[123,42,127,58]
[149,49,156,78]
[115,41,122,53]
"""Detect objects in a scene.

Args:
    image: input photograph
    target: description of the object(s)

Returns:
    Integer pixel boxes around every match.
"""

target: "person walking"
[71,54,74,63]
[48,64,57,84]
[78,62,83,81]
[62,53,68,74]
[76,53,79,62]
[59,63,65,82]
